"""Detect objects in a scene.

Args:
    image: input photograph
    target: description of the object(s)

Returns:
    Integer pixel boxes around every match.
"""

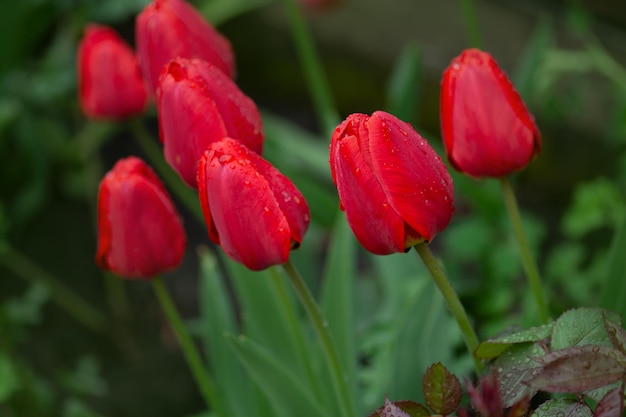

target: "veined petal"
[199,139,292,270]
[96,157,186,278]
[441,49,540,177]
[332,132,405,254]
[250,152,310,246]
[367,111,454,242]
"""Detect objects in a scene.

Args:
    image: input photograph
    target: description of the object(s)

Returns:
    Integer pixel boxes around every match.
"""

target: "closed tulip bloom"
[157,57,263,188]
[440,48,541,177]
[197,138,310,271]
[330,111,454,255]
[136,0,235,93]
[96,157,186,278]
[77,24,147,119]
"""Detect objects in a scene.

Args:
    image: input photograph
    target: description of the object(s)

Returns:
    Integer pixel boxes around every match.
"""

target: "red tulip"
[440,48,541,177]
[136,0,235,93]
[330,111,454,255]
[157,57,263,188]
[77,24,147,119]
[197,138,310,271]
[96,157,186,278]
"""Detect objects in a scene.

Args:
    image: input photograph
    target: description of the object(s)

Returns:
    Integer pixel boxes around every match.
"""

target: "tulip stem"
[151,276,226,416]
[414,243,482,374]
[499,177,550,324]
[280,0,339,137]
[282,259,355,417]
[458,0,483,49]
[0,244,107,333]
[129,119,205,224]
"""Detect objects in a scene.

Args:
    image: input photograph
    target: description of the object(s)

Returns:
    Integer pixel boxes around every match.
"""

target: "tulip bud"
[77,24,147,119]
[136,0,235,93]
[440,48,541,177]
[330,111,454,255]
[197,138,310,271]
[157,57,263,188]
[96,157,186,278]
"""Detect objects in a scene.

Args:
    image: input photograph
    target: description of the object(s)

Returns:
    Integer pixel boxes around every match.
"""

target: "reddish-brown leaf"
[422,362,462,415]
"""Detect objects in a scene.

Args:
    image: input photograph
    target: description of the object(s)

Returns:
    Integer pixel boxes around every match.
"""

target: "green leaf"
[385,43,422,124]
[476,324,553,359]
[551,308,620,350]
[197,247,253,417]
[422,362,462,415]
[320,216,359,415]
[0,351,19,401]
[527,345,626,393]
[362,253,466,410]
[600,215,626,319]
[227,334,327,417]
[492,342,545,407]
[561,178,625,238]
[531,399,593,417]
[512,17,553,101]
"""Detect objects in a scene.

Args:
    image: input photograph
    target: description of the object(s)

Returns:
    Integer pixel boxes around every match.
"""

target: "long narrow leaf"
[385,42,422,125]
[320,215,359,415]
[224,256,322,403]
[197,248,253,417]
[227,334,328,417]
[600,215,626,319]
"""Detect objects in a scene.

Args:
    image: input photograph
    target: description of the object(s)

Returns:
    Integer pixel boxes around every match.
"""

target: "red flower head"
[77,24,147,119]
[96,157,186,278]
[135,0,235,93]
[197,138,310,271]
[157,57,263,188]
[330,111,454,255]
[440,48,541,177]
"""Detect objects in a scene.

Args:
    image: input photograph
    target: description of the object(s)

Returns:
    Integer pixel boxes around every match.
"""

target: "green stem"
[280,0,339,137]
[459,0,483,49]
[128,119,204,223]
[414,243,482,374]
[268,267,323,402]
[500,177,549,324]
[151,276,225,416]
[282,259,355,417]
[0,245,107,333]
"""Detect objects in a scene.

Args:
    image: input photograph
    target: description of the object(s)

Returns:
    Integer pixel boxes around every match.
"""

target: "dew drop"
[244,180,251,187]
[294,196,301,204]
[219,154,234,164]
[263,206,270,214]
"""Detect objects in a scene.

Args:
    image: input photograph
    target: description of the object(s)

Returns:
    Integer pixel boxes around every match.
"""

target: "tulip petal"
[159,62,229,187]
[199,141,292,270]
[441,49,540,177]
[136,0,235,93]
[367,111,454,242]
[158,58,263,188]
[96,157,186,278]
[332,132,406,254]
[78,24,147,119]
[252,155,310,247]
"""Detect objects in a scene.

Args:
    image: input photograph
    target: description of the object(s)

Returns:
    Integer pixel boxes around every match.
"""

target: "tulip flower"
[77,24,147,119]
[197,138,310,271]
[157,57,263,188]
[330,111,454,255]
[96,157,186,278]
[440,48,541,177]
[136,0,235,93]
